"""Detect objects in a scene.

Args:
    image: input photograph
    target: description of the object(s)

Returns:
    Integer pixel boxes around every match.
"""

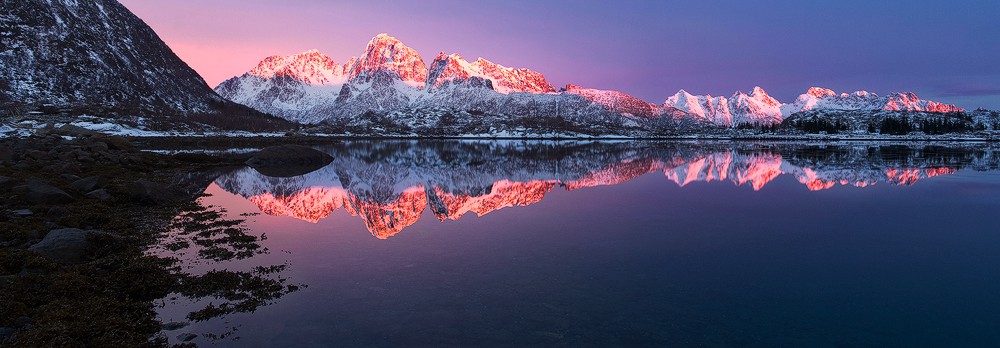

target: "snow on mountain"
[426,53,556,94]
[664,87,783,126]
[214,50,348,123]
[214,33,967,132]
[665,86,963,127]
[782,87,964,115]
[345,34,427,86]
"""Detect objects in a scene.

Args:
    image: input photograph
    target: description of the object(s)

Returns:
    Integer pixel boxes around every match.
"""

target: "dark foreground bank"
[0,128,301,347]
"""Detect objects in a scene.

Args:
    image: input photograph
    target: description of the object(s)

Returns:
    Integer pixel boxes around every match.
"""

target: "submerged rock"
[176,333,197,342]
[28,228,90,264]
[246,145,334,177]
[161,321,190,331]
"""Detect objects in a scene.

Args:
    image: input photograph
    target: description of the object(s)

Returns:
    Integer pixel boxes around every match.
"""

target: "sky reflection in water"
[160,141,1000,347]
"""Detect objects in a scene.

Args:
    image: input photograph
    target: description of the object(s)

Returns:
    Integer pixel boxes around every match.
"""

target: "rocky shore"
[0,126,299,347]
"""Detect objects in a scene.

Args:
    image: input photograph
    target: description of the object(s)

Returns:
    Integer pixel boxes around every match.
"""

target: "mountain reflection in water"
[204,141,996,238]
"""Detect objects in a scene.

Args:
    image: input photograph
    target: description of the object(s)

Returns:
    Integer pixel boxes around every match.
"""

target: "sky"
[118,0,1000,110]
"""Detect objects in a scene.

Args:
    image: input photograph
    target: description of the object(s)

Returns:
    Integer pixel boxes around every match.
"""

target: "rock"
[130,179,190,206]
[12,163,31,170]
[161,321,190,331]
[13,317,32,329]
[53,124,97,138]
[26,150,50,160]
[59,174,81,181]
[90,142,109,153]
[106,135,135,152]
[46,206,70,219]
[246,145,334,177]
[13,209,32,216]
[0,176,13,189]
[70,176,108,193]
[28,228,90,264]
[77,155,95,163]
[0,146,14,162]
[24,179,75,205]
[176,333,198,342]
[85,189,111,200]
[0,327,14,341]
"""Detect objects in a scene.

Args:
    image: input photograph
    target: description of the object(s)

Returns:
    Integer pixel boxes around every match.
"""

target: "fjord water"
[160,141,1000,347]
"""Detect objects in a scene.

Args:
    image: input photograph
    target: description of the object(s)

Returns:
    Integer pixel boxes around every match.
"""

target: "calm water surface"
[158,141,1000,347]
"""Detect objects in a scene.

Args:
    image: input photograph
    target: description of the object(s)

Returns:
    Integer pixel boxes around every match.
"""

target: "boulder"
[53,124,97,138]
[24,178,75,205]
[0,176,13,189]
[0,146,14,162]
[90,142,109,153]
[46,206,70,219]
[130,179,190,206]
[106,135,136,152]
[85,189,111,200]
[28,228,90,264]
[70,176,108,193]
[246,145,334,177]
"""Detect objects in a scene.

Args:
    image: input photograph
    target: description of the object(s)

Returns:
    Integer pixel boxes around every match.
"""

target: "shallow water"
[158,141,1000,347]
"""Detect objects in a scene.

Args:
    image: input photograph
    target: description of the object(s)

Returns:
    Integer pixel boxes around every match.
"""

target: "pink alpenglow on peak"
[784,87,964,114]
[248,49,346,85]
[563,84,663,118]
[426,52,556,94]
[346,33,427,85]
[663,86,783,126]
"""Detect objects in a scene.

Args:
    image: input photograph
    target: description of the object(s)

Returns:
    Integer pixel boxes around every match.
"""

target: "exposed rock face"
[1,0,213,112]
[28,228,90,264]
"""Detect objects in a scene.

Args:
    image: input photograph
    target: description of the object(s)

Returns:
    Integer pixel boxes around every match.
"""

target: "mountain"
[1,0,286,130]
[198,141,993,238]
[215,34,969,133]
[216,34,688,132]
[426,53,555,94]
[782,87,964,115]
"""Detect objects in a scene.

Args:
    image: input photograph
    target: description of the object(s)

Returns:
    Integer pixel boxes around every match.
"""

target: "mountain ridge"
[215,34,965,130]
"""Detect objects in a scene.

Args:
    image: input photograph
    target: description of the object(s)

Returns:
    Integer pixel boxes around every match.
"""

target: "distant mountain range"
[216,33,965,130]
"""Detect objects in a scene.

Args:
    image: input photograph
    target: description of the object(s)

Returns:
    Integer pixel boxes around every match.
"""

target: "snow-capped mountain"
[426,53,555,94]
[215,34,968,131]
[1,0,274,126]
[216,34,685,129]
[202,141,990,238]
[782,87,963,115]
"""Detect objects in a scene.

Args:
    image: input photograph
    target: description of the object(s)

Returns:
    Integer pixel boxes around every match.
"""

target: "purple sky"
[119,0,1000,109]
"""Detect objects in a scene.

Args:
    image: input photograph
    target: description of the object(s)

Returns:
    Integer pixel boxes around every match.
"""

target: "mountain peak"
[346,33,427,84]
[807,87,837,98]
[247,49,343,85]
[426,53,555,93]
